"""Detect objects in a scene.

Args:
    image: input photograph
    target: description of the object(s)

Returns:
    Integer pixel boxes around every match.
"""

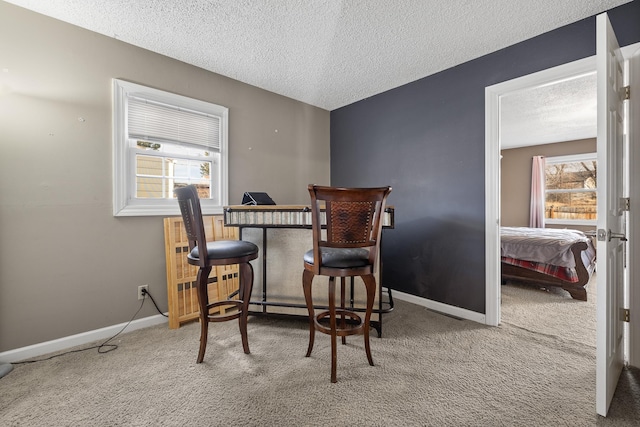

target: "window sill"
[113,202,224,217]
[544,219,597,227]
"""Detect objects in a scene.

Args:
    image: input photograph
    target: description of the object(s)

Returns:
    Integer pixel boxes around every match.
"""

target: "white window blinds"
[127,96,221,150]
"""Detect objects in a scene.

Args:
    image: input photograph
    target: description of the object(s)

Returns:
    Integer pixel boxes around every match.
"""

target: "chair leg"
[302,269,315,357]
[340,277,346,345]
[196,266,212,363]
[328,276,338,383]
[238,262,254,354]
[361,274,376,366]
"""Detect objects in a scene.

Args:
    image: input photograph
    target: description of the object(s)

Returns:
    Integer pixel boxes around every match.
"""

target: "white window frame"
[112,79,228,216]
[544,152,597,226]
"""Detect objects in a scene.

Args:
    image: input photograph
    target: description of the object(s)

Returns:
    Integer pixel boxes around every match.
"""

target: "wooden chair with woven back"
[302,184,392,382]
[175,185,259,363]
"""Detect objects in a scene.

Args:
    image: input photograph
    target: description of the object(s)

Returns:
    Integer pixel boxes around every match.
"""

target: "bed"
[500,227,597,301]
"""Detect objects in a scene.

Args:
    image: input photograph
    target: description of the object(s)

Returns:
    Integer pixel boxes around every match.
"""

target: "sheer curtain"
[529,155,546,228]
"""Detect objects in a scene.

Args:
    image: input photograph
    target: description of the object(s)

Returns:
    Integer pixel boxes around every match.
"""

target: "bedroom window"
[112,79,228,216]
[544,153,597,225]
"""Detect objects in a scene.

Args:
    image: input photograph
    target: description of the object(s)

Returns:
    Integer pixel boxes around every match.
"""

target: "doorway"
[484,56,596,327]
[495,60,599,345]
[485,41,640,359]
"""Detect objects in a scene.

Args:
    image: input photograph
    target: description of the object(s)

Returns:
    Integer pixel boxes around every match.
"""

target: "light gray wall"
[0,3,330,352]
[500,138,597,227]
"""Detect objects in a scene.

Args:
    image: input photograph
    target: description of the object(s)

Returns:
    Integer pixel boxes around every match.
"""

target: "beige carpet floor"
[1,280,638,426]
[501,276,597,348]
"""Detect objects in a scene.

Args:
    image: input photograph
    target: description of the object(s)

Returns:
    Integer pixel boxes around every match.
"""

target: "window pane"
[171,159,211,181]
[135,153,213,200]
[136,176,164,198]
[545,191,597,220]
[545,161,597,190]
[172,183,211,199]
[136,155,163,177]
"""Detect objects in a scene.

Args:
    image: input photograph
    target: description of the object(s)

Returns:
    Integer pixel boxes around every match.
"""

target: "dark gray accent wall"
[330,1,640,314]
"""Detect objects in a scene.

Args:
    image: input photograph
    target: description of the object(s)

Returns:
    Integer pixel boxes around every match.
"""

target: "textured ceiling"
[501,72,598,149]
[3,0,631,111]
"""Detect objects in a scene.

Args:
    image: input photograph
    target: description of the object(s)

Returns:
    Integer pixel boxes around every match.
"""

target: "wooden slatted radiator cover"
[164,215,239,329]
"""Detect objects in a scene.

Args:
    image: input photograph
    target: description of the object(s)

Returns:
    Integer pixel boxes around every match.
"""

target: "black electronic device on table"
[241,192,276,205]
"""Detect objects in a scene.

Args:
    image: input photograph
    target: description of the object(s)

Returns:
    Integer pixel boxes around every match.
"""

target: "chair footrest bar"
[314,309,365,336]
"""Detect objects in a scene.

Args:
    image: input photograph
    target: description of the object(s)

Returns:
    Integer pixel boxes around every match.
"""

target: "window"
[113,79,228,216]
[544,153,597,225]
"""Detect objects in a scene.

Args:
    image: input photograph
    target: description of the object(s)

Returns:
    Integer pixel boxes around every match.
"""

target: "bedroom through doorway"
[496,58,598,342]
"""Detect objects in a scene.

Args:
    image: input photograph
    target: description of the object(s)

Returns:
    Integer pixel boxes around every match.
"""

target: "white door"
[595,12,627,417]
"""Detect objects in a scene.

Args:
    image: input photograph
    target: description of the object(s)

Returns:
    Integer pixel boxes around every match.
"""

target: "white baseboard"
[0,313,168,363]
[392,290,487,324]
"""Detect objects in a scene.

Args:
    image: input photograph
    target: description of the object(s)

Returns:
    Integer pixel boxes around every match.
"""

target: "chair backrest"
[175,185,208,266]
[308,184,392,269]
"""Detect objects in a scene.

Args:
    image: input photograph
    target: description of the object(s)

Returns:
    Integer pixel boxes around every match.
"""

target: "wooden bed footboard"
[501,241,591,301]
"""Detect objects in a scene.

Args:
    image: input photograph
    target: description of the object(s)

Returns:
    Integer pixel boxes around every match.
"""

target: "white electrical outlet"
[137,285,149,300]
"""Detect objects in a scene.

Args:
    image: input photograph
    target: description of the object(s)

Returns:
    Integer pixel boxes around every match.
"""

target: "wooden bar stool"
[175,185,259,363]
[302,184,391,382]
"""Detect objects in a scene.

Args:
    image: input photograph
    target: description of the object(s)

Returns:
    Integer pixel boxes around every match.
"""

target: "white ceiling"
[500,72,598,149]
[4,0,630,112]
[4,0,634,150]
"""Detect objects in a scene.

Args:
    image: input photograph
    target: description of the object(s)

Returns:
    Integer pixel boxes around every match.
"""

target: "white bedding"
[500,227,591,268]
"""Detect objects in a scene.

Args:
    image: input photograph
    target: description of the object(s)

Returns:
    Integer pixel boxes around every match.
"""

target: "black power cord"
[12,287,167,365]
[141,288,168,318]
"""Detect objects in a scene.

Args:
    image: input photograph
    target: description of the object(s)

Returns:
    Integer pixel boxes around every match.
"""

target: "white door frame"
[626,46,640,368]
[485,43,640,362]
[484,56,596,326]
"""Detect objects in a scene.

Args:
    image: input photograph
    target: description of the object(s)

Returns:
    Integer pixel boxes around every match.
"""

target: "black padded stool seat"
[302,184,391,383]
[190,240,260,263]
[175,185,258,363]
[303,248,370,269]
